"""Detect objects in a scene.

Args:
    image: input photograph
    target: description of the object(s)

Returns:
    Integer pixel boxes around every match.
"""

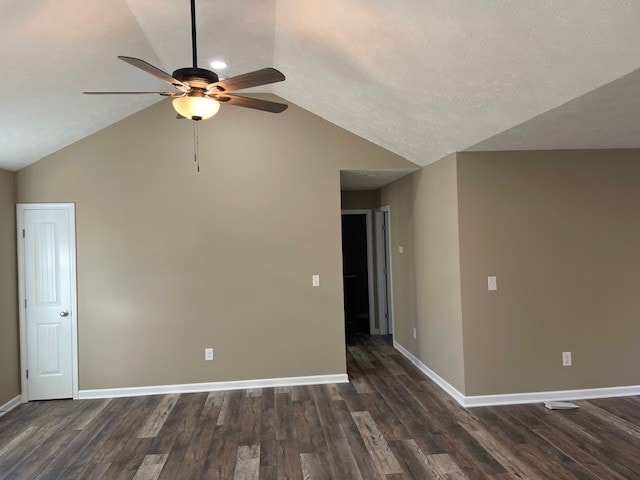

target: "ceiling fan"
[84,0,288,121]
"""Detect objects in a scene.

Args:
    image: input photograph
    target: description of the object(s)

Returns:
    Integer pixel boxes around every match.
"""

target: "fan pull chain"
[193,120,200,172]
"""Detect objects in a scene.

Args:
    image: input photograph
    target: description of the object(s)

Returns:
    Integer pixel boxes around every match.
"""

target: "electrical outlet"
[412,327,417,339]
[488,276,497,291]
[205,348,214,361]
[562,351,572,367]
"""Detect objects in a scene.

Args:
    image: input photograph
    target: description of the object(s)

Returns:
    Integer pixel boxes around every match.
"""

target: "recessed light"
[210,60,228,69]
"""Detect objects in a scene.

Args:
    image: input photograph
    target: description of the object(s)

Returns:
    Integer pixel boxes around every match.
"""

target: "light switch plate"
[488,276,497,291]
[312,274,320,287]
[398,246,404,254]
[205,348,214,361]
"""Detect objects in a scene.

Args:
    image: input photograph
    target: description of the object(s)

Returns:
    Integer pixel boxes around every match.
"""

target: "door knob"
[60,311,69,317]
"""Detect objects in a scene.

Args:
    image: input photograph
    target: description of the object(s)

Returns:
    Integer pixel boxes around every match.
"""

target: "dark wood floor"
[2,335,640,479]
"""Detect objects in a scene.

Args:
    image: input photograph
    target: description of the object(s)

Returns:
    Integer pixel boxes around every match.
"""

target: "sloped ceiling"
[2,1,640,172]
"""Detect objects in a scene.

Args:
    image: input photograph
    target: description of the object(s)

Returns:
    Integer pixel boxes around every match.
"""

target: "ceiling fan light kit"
[172,94,220,121]
[84,0,288,124]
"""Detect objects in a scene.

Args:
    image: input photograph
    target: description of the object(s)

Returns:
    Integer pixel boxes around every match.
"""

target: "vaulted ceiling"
[2,0,640,172]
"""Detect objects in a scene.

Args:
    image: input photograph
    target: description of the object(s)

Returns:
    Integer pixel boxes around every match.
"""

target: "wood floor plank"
[132,454,168,480]
[348,362,375,394]
[348,345,375,369]
[259,466,276,480]
[309,386,339,427]
[290,386,312,403]
[239,397,263,445]
[359,393,412,442]
[233,444,260,480]
[398,439,469,480]
[458,416,541,479]
[335,380,366,413]
[292,400,327,454]
[33,411,128,480]
[246,389,263,398]
[300,453,332,480]
[276,439,303,480]
[424,452,469,480]
[322,422,364,480]
[275,393,296,441]
[591,396,640,424]
[352,411,403,475]
[155,393,207,480]
[137,394,180,439]
[388,439,438,479]
[200,423,240,480]
[205,391,226,410]
[54,398,138,475]
[0,426,60,476]
[101,436,153,480]
[88,398,151,465]
[0,426,38,459]
[0,427,79,480]
[74,399,113,431]
[514,442,580,480]
[530,426,629,480]
[74,461,111,480]
[173,398,221,480]
[259,403,276,469]
[217,391,244,426]
[324,384,342,401]
[332,401,384,480]
[579,400,640,440]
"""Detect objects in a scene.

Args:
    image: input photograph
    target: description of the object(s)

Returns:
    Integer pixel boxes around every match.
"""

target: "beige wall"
[457,149,640,395]
[0,169,19,406]
[340,190,377,210]
[380,154,466,393]
[380,149,640,397]
[15,95,416,390]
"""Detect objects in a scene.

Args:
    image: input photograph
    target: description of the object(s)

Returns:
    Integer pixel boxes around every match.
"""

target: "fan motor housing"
[172,67,219,89]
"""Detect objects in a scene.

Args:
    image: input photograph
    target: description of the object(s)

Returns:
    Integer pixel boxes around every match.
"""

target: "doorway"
[341,210,375,336]
[17,203,79,401]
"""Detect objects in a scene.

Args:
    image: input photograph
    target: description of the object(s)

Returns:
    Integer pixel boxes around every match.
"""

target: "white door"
[19,204,77,400]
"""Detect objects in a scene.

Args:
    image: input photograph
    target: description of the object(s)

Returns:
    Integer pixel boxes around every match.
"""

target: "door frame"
[17,203,79,401]
[375,206,394,335]
[341,209,376,335]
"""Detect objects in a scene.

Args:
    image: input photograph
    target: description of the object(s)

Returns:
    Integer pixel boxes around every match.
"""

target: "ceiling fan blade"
[214,94,288,113]
[84,91,183,96]
[118,56,190,91]
[209,68,285,93]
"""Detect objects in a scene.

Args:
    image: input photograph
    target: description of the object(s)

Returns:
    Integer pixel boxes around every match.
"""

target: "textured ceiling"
[341,170,418,191]
[466,67,640,152]
[2,1,640,172]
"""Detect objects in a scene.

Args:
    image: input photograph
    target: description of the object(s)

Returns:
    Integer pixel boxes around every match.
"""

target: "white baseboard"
[463,384,640,407]
[393,340,640,408]
[0,395,23,416]
[79,373,348,400]
[393,340,466,406]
